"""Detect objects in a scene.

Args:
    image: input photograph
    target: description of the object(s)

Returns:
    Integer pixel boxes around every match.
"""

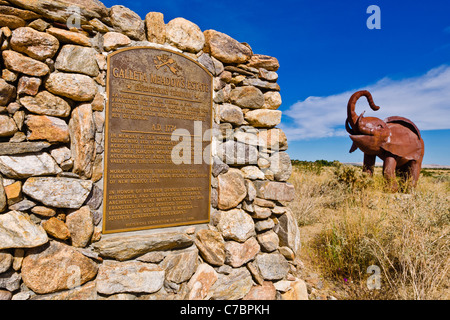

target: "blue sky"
[101,0,450,165]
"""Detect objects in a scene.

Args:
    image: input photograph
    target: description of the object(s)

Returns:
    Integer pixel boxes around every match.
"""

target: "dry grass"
[288,162,450,300]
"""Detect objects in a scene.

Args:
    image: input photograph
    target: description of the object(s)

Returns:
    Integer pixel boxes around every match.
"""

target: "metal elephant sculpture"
[345,90,425,191]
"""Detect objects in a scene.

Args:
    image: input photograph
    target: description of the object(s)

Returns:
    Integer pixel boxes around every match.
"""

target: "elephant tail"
[347,90,380,131]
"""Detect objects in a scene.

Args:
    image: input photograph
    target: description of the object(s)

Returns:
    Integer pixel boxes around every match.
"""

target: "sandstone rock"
[17,76,41,96]
[207,267,253,300]
[0,152,61,179]
[0,79,16,106]
[0,290,11,300]
[2,50,49,76]
[255,252,289,281]
[166,17,205,53]
[0,115,17,137]
[69,104,95,179]
[224,237,260,268]
[137,251,166,263]
[279,246,295,260]
[45,73,97,102]
[31,281,97,300]
[42,217,70,240]
[4,181,21,205]
[198,53,215,75]
[241,166,265,180]
[212,156,229,177]
[254,198,276,208]
[186,263,218,300]
[30,206,56,217]
[263,91,282,110]
[0,211,48,249]
[27,19,50,32]
[245,179,256,202]
[103,31,131,51]
[217,141,258,166]
[204,30,252,64]
[251,205,272,219]
[93,231,193,261]
[254,180,295,202]
[257,128,288,151]
[55,45,100,77]
[21,241,98,294]
[194,229,226,266]
[245,109,282,128]
[145,12,165,44]
[217,209,255,242]
[9,198,35,211]
[233,130,259,147]
[0,269,21,291]
[0,141,51,155]
[110,5,145,41]
[10,27,58,61]
[162,248,198,283]
[259,68,278,82]
[0,250,12,273]
[257,230,279,252]
[269,152,292,182]
[97,260,164,295]
[0,176,6,212]
[255,219,275,232]
[243,281,277,300]
[243,78,280,91]
[0,14,25,29]
[276,208,301,255]
[25,115,70,143]
[19,91,71,118]
[0,6,38,21]
[219,103,244,126]
[247,54,280,71]
[66,206,93,248]
[217,169,247,210]
[46,27,91,47]
[281,279,308,300]
[230,86,264,109]
[22,177,92,209]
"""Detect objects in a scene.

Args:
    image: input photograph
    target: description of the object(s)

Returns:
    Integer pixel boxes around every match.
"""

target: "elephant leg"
[408,160,422,188]
[383,156,398,192]
[363,154,376,175]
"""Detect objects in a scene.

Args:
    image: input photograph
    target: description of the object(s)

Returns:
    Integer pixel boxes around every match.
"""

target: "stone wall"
[0,0,304,300]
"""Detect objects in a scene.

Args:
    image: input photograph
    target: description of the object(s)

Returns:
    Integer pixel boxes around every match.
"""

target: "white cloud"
[281,65,450,141]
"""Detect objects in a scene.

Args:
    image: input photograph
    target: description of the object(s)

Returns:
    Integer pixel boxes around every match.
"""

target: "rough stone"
[66,206,93,248]
[9,198,35,211]
[230,86,264,109]
[259,68,278,82]
[19,91,71,118]
[0,152,61,179]
[97,260,164,295]
[0,14,25,29]
[30,206,56,217]
[254,253,289,281]
[0,6,40,21]
[245,109,282,128]
[0,210,48,250]
[281,279,308,300]
[247,54,280,71]
[251,205,272,219]
[162,248,198,284]
[4,181,21,205]
[243,281,277,300]
[254,181,295,202]
[255,218,275,232]
[0,176,6,212]
[207,267,253,300]
[217,141,258,166]
[145,12,165,44]
[110,5,145,41]
[55,45,100,77]
[203,29,252,64]
[69,104,95,179]
[17,76,41,96]
[2,50,49,76]
[166,17,205,53]
[217,169,247,210]
[0,142,51,155]
[21,241,98,295]
[0,79,16,106]
[269,151,292,182]
[257,230,279,252]
[186,263,218,300]
[93,231,193,261]
[276,208,301,255]
[257,128,288,151]
[22,177,93,209]
[219,103,244,126]
[0,269,21,291]
[0,290,11,300]
[212,156,229,177]
[27,19,50,32]
[10,27,59,61]
[0,250,12,273]
[103,31,131,51]
[263,91,282,110]
[217,209,255,242]
[243,78,280,91]
[45,73,97,102]
[41,217,70,240]
[194,229,226,266]
[30,281,97,300]
[25,115,70,143]
[224,237,260,268]
[46,27,91,47]
[0,115,17,137]
[240,166,265,180]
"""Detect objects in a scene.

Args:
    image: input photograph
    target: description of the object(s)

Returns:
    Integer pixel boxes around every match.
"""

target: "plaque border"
[102,46,213,234]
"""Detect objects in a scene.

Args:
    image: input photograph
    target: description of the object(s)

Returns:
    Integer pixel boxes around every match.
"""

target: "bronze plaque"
[103,47,213,234]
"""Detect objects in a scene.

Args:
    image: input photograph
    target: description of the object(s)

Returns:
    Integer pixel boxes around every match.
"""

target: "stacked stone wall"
[0,0,305,300]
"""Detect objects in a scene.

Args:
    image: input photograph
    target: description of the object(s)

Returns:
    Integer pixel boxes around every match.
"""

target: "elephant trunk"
[346,90,380,133]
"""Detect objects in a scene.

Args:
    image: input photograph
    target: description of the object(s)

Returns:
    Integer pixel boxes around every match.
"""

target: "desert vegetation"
[288,160,450,300]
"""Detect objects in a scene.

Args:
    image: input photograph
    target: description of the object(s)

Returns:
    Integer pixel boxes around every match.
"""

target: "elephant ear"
[381,117,423,161]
